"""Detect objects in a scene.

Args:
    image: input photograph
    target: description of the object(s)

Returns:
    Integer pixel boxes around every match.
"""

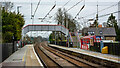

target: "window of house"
[100,31,102,34]
[92,32,94,35]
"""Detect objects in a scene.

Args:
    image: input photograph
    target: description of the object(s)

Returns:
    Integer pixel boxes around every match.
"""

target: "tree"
[55,8,76,32]
[91,14,99,27]
[1,2,14,11]
[93,20,98,27]
[106,13,120,41]
[54,8,77,42]
[55,8,63,25]
[2,8,25,43]
[92,14,98,27]
[107,13,118,29]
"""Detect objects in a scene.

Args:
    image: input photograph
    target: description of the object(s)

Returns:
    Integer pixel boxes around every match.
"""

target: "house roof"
[87,27,116,36]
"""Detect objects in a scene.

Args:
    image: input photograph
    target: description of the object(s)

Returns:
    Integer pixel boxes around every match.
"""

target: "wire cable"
[98,11,120,18]
[62,0,71,8]
[41,2,56,22]
[66,0,83,12]
[50,0,83,22]
[33,0,41,17]
[50,0,72,19]
[82,10,120,24]
[79,2,118,19]
[74,5,85,19]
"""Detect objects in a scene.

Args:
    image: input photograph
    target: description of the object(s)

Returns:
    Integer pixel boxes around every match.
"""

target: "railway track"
[34,44,60,68]
[34,42,106,68]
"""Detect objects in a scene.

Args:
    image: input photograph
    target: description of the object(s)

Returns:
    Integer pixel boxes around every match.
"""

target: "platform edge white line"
[32,45,44,67]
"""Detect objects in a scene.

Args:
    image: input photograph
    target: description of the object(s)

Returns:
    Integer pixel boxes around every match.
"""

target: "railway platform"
[49,44,120,64]
[0,44,43,68]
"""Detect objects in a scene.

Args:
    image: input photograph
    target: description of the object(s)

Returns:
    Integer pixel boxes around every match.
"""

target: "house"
[82,27,116,41]
[82,27,88,36]
[77,30,82,37]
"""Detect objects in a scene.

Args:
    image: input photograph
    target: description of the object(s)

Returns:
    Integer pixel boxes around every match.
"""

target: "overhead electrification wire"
[66,0,83,12]
[50,0,83,21]
[41,2,56,22]
[78,10,120,27]
[33,0,41,17]
[50,0,72,19]
[74,0,85,19]
[98,3,118,13]
[62,0,71,8]
[74,5,85,19]
[72,0,85,29]
[98,11,120,18]
[79,3,118,19]
[83,10,120,23]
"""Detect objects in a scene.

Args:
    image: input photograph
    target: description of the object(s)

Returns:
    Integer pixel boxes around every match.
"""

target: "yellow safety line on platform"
[22,47,28,62]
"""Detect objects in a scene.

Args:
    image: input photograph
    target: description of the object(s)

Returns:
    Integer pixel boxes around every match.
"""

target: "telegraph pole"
[96,1,98,27]
[96,1,99,36]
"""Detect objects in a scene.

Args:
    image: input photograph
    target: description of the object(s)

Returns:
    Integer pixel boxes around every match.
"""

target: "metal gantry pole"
[32,16,34,43]
[77,32,79,49]
[31,3,33,37]
[55,32,56,45]
[66,16,69,47]
[68,32,69,48]
[48,22,49,43]
[54,26,56,45]
[67,21,69,48]
[61,25,62,46]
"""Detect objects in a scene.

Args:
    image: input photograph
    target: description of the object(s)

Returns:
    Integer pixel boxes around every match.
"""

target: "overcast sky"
[1,0,120,37]
[2,0,120,2]
[2,0,119,26]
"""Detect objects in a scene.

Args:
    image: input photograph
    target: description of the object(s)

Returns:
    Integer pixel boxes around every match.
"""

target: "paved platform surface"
[1,44,43,68]
[49,44,120,63]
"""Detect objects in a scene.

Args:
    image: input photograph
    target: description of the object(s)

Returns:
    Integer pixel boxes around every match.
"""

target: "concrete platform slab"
[49,44,120,63]
[1,44,43,68]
